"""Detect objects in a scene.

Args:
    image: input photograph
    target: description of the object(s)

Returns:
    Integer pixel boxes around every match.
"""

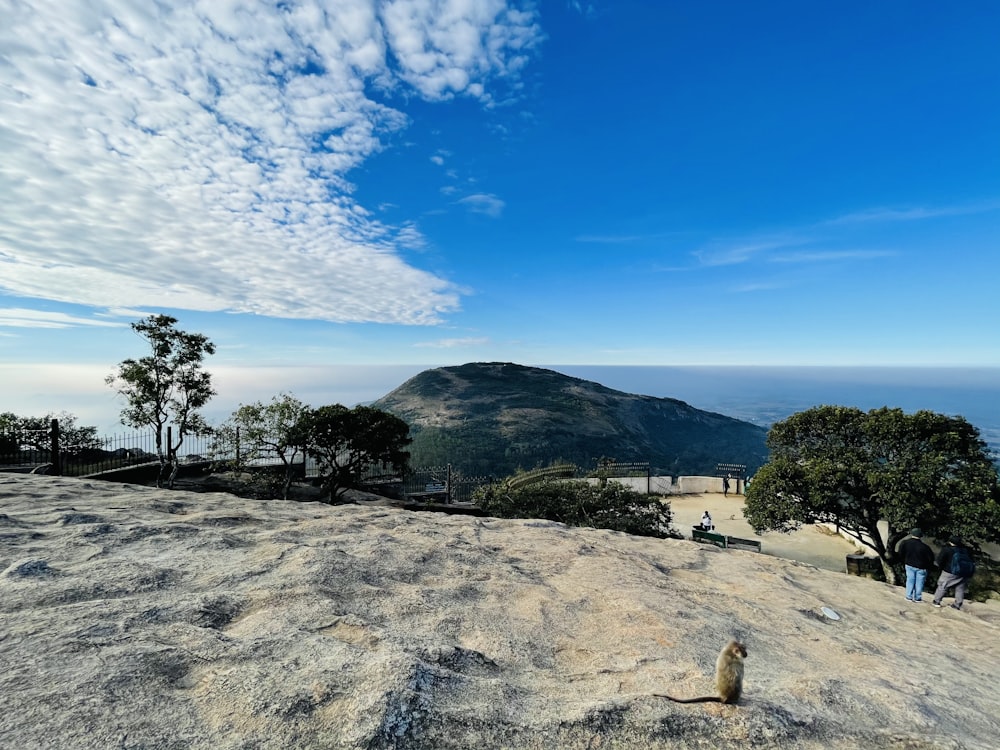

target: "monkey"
[654,640,747,704]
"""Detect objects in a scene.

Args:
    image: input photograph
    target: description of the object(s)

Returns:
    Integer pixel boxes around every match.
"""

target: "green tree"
[0,412,101,463]
[473,477,678,539]
[744,406,1000,583]
[0,413,18,457]
[212,394,310,499]
[106,314,216,487]
[295,404,411,502]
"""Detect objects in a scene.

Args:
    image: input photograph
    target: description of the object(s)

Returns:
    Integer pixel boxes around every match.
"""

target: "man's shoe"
[913,598,924,603]
[933,601,942,608]
[950,604,962,610]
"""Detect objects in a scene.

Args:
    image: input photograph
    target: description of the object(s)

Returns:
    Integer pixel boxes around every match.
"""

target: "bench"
[691,529,762,553]
[406,490,449,503]
[406,482,449,503]
[724,535,762,553]
[692,529,728,548]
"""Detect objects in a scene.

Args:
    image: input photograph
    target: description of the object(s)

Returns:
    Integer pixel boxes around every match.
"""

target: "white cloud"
[0,1,542,325]
[380,0,541,104]
[692,238,794,267]
[824,200,1000,226]
[567,1,600,19]
[430,148,452,166]
[769,249,898,263]
[0,309,126,329]
[414,337,490,348]
[457,193,505,217]
[576,236,640,244]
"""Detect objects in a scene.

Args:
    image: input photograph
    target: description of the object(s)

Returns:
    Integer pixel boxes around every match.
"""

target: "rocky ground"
[2,474,998,749]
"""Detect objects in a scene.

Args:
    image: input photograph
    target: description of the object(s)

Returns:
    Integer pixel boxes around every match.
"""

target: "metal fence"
[354,463,495,503]
[5,420,741,506]
[0,419,215,477]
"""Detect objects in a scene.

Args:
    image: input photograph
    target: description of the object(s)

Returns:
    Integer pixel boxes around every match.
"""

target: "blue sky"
[2,1,999,428]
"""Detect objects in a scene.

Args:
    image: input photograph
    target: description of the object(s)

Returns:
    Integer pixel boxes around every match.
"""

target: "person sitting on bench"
[701,511,714,531]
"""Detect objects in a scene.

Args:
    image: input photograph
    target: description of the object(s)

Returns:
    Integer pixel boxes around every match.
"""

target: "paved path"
[668,492,862,573]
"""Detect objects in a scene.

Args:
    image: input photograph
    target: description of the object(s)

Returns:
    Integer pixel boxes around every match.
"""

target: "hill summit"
[372,362,768,477]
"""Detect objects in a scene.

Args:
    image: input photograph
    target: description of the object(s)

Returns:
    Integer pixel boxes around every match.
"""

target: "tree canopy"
[0,412,100,461]
[106,314,216,486]
[212,394,310,499]
[295,404,411,502]
[743,405,1000,582]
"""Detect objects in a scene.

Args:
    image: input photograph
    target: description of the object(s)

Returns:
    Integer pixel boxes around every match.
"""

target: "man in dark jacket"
[896,528,935,602]
[932,535,975,610]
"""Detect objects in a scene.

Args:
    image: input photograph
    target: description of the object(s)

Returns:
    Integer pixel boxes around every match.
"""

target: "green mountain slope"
[372,362,769,477]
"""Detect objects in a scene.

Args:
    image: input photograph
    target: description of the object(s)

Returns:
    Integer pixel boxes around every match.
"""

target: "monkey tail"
[652,693,721,703]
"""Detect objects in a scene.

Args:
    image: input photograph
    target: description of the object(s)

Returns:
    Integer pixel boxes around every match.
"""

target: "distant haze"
[2,363,997,457]
[548,366,1000,455]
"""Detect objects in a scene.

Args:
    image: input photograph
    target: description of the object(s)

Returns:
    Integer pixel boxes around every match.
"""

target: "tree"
[295,404,411,502]
[0,413,18,457]
[744,406,1000,583]
[0,412,101,463]
[473,477,679,539]
[212,394,310,499]
[106,314,216,487]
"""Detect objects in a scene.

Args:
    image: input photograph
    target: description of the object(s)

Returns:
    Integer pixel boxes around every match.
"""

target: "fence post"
[235,426,241,467]
[49,418,62,476]
[446,463,452,504]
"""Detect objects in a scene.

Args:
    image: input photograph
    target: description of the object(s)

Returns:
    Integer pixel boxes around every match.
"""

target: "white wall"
[579,475,738,496]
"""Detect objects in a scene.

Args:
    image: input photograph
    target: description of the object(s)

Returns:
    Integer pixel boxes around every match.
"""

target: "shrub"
[473,478,680,539]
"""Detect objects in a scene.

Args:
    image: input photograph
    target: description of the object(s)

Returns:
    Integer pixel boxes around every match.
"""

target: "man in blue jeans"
[896,528,934,602]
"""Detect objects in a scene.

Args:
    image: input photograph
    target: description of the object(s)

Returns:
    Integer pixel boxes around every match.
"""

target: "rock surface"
[1,474,998,749]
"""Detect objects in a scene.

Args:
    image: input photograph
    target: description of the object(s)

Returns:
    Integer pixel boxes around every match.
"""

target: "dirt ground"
[667,492,863,572]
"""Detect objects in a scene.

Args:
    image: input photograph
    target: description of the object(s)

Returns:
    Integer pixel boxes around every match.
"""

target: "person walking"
[932,536,977,610]
[722,475,731,497]
[896,528,934,602]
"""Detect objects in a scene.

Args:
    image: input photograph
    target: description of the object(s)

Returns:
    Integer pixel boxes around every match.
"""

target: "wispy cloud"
[567,1,601,19]
[731,280,793,293]
[575,230,689,244]
[430,149,452,166]
[668,197,998,275]
[769,249,899,263]
[0,1,542,325]
[414,337,490,349]
[0,309,126,329]
[693,238,797,268]
[457,193,506,218]
[824,199,1000,226]
[575,234,646,244]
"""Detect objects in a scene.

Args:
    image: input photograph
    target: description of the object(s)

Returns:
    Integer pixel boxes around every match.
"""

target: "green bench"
[691,528,761,553]
[692,528,728,548]
[724,535,762,553]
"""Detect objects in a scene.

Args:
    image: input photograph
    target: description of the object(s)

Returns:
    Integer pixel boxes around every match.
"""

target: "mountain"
[372,362,769,477]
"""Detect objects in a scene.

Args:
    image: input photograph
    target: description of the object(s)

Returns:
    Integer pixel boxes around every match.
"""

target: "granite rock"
[1,474,997,749]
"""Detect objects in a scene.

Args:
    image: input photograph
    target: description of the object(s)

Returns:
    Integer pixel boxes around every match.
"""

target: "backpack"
[949,547,976,578]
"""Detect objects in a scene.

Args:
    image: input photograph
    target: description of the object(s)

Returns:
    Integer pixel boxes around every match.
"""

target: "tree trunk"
[879,556,898,585]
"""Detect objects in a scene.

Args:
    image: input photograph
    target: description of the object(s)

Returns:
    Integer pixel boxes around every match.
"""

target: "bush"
[472,478,680,539]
